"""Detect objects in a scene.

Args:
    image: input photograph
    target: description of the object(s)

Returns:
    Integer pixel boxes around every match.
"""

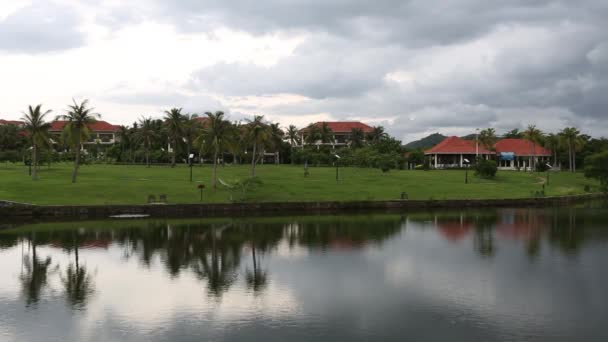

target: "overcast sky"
[1,0,607,142]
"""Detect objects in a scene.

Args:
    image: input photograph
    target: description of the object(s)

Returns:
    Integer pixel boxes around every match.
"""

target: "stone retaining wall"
[1,194,606,221]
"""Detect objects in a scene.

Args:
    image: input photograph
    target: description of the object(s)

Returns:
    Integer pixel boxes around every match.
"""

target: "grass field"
[0,162,600,205]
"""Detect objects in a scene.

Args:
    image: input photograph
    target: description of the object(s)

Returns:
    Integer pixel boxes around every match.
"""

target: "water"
[1,204,608,341]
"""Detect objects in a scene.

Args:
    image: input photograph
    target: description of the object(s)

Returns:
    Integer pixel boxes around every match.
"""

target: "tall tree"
[163,108,184,167]
[368,126,388,144]
[57,99,100,183]
[504,128,523,138]
[134,117,157,167]
[182,114,202,164]
[349,128,365,148]
[267,123,284,164]
[21,105,52,180]
[286,125,300,164]
[479,128,497,150]
[304,123,321,146]
[197,111,232,190]
[560,127,584,172]
[319,122,335,145]
[245,115,269,177]
[117,125,132,163]
[523,125,543,171]
[544,133,561,168]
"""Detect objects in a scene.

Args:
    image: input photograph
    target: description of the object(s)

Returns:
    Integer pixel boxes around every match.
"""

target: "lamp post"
[546,163,552,186]
[464,158,470,184]
[335,154,341,183]
[188,154,194,182]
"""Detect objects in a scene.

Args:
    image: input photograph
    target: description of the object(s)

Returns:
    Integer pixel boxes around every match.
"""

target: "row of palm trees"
[22,100,99,183]
[135,110,287,189]
[477,125,586,171]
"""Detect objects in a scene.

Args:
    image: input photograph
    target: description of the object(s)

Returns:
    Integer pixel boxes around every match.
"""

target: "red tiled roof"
[0,119,24,126]
[494,138,551,156]
[302,121,374,133]
[438,222,473,242]
[425,136,492,154]
[49,120,120,132]
[193,117,210,127]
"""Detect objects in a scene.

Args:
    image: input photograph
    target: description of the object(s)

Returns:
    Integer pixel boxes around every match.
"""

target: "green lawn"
[0,163,600,205]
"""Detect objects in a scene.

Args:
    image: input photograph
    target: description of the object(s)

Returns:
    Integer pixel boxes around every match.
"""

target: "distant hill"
[405,133,446,150]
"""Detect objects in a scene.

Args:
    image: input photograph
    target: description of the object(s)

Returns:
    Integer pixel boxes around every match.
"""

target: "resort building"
[299,121,374,148]
[425,136,494,168]
[494,138,551,170]
[424,136,552,170]
[49,120,120,148]
[0,119,24,127]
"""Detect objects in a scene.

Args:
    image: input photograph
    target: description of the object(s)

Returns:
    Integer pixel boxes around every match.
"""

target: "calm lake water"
[1,203,608,341]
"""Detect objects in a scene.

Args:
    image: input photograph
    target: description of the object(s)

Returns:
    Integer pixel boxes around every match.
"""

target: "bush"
[584,151,608,191]
[475,159,498,179]
[378,159,391,173]
[535,162,550,172]
[0,150,21,163]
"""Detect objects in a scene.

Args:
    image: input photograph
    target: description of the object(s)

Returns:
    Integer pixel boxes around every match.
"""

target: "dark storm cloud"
[157,0,608,46]
[175,0,608,140]
[190,36,403,99]
[0,1,85,53]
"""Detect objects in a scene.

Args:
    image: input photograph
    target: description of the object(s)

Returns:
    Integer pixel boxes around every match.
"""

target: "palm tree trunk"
[573,149,576,172]
[212,149,218,190]
[71,135,80,183]
[251,142,257,177]
[32,144,37,181]
[171,138,176,167]
[569,142,573,172]
[145,143,150,168]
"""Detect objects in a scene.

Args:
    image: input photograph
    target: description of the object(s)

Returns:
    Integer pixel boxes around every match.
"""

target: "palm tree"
[350,128,365,148]
[245,115,269,177]
[544,133,560,168]
[319,122,334,145]
[117,125,132,163]
[304,123,321,146]
[286,125,300,164]
[267,123,284,164]
[134,117,157,167]
[479,128,497,150]
[368,126,388,144]
[559,127,584,172]
[57,99,100,183]
[504,128,523,139]
[21,105,52,180]
[196,111,232,190]
[163,108,184,167]
[182,114,202,164]
[523,125,543,171]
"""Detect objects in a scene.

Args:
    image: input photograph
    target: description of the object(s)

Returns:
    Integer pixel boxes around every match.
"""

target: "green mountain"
[404,133,446,150]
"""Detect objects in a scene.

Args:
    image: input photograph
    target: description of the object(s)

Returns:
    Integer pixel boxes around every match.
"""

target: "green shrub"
[475,159,498,179]
[584,151,608,191]
[535,162,550,172]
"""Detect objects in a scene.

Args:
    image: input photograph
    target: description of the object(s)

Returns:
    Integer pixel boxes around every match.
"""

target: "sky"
[1,0,607,143]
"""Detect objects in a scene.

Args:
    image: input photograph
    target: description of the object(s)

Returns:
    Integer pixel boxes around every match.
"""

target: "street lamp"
[189,154,194,182]
[464,158,470,184]
[335,154,341,182]
[546,163,552,186]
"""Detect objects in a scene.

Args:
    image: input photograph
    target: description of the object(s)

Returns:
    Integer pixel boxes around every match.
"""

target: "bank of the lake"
[0,163,601,206]
[2,204,608,341]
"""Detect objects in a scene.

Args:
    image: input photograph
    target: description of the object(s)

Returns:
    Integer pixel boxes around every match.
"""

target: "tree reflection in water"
[4,206,607,310]
[19,233,56,307]
[59,230,95,310]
